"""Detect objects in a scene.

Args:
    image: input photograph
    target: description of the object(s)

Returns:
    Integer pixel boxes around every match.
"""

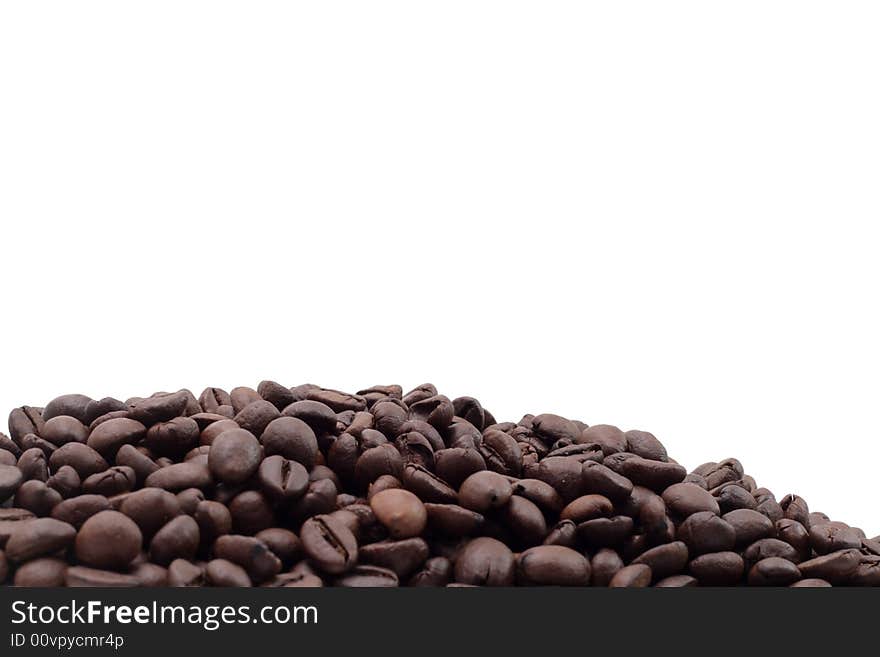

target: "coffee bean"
[409,556,453,586]
[49,443,108,479]
[13,557,68,586]
[254,527,300,565]
[208,429,262,485]
[6,517,76,562]
[797,549,861,584]
[300,514,358,574]
[723,509,774,547]
[609,563,652,587]
[144,417,199,458]
[454,537,515,586]
[8,406,45,444]
[401,464,457,503]
[370,489,427,538]
[748,557,802,586]
[503,495,548,545]
[119,488,182,538]
[52,494,112,529]
[689,551,744,585]
[458,471,512,512]
[360,537,429,578]
[434,448,486,489]
[206,558,252,586]
[742,538,800,570]
[577,515,634,547]
[590,548,624,586]
[517,545,590,585]
[149,515,200,565]
[809,522,862,554]
[87,418,147,457]
[75,510,142,569]
[662,482,720,518]
[334,564,399,587]
[128,392,189,425]
[17,448,48,482]
[632,541,689,581]
[66,566,139,587]
[167,559,206,586]
[145,461,212,491]
[579,424,627,455]
[43,394,93,423]
[213,535,281,583]
[678,511,736,555]
[228,490,275,534]
[561,494,614,523]
[257,455,309,502]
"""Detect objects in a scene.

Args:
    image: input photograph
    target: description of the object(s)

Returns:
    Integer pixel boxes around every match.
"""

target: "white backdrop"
[1,2,878,535]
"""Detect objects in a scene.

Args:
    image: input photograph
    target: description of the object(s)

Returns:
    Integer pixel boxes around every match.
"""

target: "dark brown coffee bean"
[355,444,404,487]
[257,455,309,503]
[8,406,45,445]
[260,416,318,469]
[625,430,668,461]
[119,488,182,538]
[49,443,109,479]
[17,448,48,482]
[199,387,232,413]
[333,564,398,587]
[434,448,486,489]
[590,548,624,586]
[798,549,861,584]
[408,556,452,587]
[129,562,168,587]
[809,522,862,554]
[360,538,429,578]
[425,503,484,536]
[14,480,63,516]
[305,388,366,413]
[609,563,651,587]
[577,515,634,547]
[87,418,146,458]
[75,511,142,569]
[289,478,338,523]
[370,488,427,538]
[517,545,591,585]
[167,559,206,586]
[458,471,513,512]
[43,395,93,423]
[662,482,720,518]
[677,511,736,555]
[144,461,212,491]
[503,495,547,545]
[479,428,522,477]
[213,535,280,583]
[229,490,275,535]
[632,541,689,581]
[395,431,435,469]
[13,557,68,586]
[128,392,189,425]
[300,514,358,574]
[66,566,139,587]
[409,395,454,430]
[82,466,135,496]
[723,508,774,547]
[689,551,744,585]
[454,537,515,586]
[205,558,252,586]
[6,517,76,562]
[0,464,24,503]
[614,455,686,492]
[780,494,811,529]
[150,515,200,565]
[748,557,801,586]
[579,424,627,455]
[52,494,111,529]
[742,538,800,570]
[561,494,614,523]
[581,461,633,501]
[401,463,457,503]
[254,528,300,565]
[713,484,757,513]
[208,429,261,485]
[46,466,81,499]
[531,414,581,445]
[510,478,565,514]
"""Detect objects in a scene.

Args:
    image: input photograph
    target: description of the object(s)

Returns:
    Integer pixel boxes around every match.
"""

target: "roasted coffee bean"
[205,559,252,587]
[458,471,513,512]
[144,461,212,491]
[511,478,565,514]
[229,490,275,535]
[713,484,757,513]
[561,494,614,523]
[614,456,686,492]
[395,432,434,469]
[625,430,668,461]
[425,503,483,536]
[367,474,402,500]
[689,551,744,585]
[128,392,189,425]
[662,482,720,518]
[52,494,111,529]
[83,466,136,496]
[87,418,147,457]
[517,545,591,585]
[120,488,182,538]
[723,509,774,547]
[678,512,736,555]
[258,455,309,503]
[255,528,300,565]
[809,522,862,554]
[130,562,168,587]
[208,429,262,485]
[66,566,139,587]
[115,445,159,486]
[43,395,92,423]
[0,464,24,503]
[409,395,454,430]
[780,494,811,529]
[579,424,627,455]
[479,428,522,476]
[8,406,45,444]
[46,466,81,499]
[401,464,457,503]
[289,478,338,523]
[6,517,76,562]
[591,548,624,586]
[177,487,206,515]
[334,564,399,587]
[143,417,200,458]
[503,495,548,545]
[408,556,452,586]
[434,448,486,489]
[167,559,206,586]
[798,549,861,584]
[371,488,427,538]
[49,443,108,479]
[655,574,699,587]
[581,461,633,501]
[150,515,200,565]
[742,538,800,570]
[17,448,49,482]
[213,535,280,583]
[194,500,232,546]
[609,563,652,588]
[13,557,68,586]
[531,414,581,445]
[748,557,802,586]
[360,537,429,578]
[632,541,689,581]
[577,515,634,547]
[301,514,358,574]
[75,510,142,569]
[454,537,515,586]
[15,480,63,516]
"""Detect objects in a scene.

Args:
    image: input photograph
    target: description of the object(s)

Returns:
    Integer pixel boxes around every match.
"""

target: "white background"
[1,3,877,535]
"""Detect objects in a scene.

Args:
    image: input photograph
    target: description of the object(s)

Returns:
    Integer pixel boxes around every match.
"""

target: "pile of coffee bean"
[1,382,878,586]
